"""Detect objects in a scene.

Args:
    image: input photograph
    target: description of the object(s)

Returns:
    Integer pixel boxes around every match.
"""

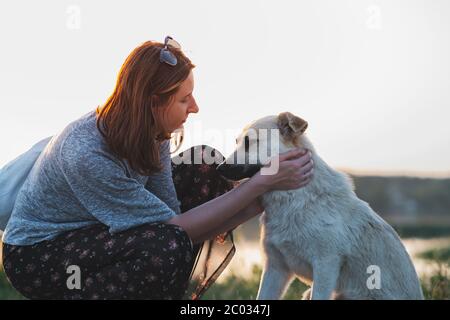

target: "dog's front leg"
[311,257,341,300]
[257,260,292,300]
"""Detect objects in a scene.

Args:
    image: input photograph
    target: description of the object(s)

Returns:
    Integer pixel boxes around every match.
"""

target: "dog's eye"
[244,136,249,151]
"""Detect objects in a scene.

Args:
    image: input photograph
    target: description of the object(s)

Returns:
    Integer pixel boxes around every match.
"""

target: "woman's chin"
[170,124,184,133]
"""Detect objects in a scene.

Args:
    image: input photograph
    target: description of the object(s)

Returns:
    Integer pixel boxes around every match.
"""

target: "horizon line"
[339,167,450,179]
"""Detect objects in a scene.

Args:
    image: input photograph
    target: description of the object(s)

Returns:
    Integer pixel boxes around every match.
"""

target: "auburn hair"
[96,40,195,175]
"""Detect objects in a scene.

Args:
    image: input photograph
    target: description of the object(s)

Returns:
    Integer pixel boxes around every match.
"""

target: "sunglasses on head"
[159,36,181,66]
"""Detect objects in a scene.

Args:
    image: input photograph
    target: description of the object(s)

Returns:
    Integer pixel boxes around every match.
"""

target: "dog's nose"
[216,161,241,180]
[216,160,262,181]
[216,162,225,173]
[216,162,232,175]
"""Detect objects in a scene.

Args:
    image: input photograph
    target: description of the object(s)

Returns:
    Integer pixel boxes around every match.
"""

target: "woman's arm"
[145,140,181,214]
[167,148,313,244]
[167,173,266,244]
[194,196,264,243]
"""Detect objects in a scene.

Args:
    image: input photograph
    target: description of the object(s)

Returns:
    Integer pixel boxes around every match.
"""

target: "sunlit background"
[1,0,450,175]
[1,0,450,299]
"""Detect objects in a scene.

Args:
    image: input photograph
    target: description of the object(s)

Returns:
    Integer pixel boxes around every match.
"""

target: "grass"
[421,263,450,299]
[418,247,450,264]
[418,246,450,299]
[204,264,450,300]
[202,265,308,300]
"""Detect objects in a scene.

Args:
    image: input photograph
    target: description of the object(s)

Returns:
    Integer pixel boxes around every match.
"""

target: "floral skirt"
[1,145,236,300]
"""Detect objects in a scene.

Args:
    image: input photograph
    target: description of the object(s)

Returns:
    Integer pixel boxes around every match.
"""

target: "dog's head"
[217,112,308,181]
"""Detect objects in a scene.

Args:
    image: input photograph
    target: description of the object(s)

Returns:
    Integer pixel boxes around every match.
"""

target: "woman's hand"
[252,148,314,192]
[170,149,312,244]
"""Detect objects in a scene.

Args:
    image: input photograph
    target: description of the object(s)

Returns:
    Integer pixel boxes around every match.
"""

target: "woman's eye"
[180,94,191,103]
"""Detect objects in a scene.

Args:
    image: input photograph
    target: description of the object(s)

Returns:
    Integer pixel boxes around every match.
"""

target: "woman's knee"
[171,144,237,211]
[163,223,193,254]
[134,223,194,265]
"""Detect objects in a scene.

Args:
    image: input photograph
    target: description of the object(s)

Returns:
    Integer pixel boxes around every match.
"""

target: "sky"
[1,0,449,177]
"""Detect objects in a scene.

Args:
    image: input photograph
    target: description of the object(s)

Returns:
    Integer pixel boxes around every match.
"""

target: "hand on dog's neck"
[261,147,355,217]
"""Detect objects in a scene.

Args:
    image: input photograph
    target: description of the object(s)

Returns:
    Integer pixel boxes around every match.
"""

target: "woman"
[1,37,313,299]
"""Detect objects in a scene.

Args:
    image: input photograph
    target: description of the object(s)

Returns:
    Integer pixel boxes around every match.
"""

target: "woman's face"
[158,70,199,134]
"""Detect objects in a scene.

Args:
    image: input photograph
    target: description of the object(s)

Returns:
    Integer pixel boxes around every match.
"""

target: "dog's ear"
[277,112,308,137]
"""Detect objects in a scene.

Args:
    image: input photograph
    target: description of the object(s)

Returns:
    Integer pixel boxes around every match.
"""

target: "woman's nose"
[189,98,199,114]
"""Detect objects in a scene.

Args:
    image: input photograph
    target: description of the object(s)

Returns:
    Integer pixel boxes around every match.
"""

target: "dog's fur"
[217,112,424,300]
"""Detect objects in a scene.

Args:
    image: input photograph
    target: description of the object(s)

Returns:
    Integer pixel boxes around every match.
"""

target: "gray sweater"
[2,110,181,246]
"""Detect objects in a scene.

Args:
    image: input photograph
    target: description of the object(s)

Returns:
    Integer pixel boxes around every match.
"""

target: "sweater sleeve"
[145,140,181,215]
[57,138,176,234]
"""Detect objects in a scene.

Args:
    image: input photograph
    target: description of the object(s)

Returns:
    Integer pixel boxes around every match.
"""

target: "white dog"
[217,112,424,300]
